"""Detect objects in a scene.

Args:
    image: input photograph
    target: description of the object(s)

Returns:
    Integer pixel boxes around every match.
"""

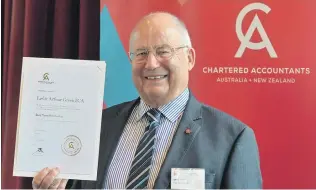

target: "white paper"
[13,57,106,180]
[171,168,205,189]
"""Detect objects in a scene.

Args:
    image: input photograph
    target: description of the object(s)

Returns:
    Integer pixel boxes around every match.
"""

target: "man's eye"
[136,51,148,56]
[157,50,171,55]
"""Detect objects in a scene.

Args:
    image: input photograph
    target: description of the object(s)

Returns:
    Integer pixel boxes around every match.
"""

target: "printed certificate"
[13,57,106,180]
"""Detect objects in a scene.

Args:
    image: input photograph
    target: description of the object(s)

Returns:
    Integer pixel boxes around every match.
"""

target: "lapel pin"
[185,128,191,134]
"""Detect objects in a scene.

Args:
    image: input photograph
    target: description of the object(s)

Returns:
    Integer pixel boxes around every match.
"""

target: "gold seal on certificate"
[62,135,82,156]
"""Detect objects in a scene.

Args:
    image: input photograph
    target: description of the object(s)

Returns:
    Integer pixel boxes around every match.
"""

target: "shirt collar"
[137,88,189,123]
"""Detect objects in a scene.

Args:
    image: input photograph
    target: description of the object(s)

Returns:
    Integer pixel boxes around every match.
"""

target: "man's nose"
[144,52,160,70]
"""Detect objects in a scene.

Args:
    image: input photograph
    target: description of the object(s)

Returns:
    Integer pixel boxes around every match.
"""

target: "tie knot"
[146,108,161,124]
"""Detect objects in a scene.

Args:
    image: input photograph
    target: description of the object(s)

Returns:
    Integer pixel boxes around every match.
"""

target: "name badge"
[171,168,205,189]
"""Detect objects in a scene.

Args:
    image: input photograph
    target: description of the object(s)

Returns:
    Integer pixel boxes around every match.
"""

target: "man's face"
[130,16,195,107]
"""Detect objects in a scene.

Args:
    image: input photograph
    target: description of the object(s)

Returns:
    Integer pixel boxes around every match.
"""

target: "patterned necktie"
[126,108,161,189]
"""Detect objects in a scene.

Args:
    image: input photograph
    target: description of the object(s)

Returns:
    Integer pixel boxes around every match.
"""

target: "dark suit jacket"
[68,92,262,189]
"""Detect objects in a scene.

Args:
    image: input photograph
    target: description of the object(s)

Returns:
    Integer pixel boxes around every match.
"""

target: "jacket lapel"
[154,93,202,189]
[94,99,140,189]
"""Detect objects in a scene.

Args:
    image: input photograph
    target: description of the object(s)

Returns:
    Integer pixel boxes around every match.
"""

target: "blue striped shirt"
[104,88,189,189]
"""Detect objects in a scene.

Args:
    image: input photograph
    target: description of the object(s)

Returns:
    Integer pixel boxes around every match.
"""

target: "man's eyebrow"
[134,44,170,51]
[152,44,167,48]
[134,47,148,51]
[148,43,174,49]
[155,44,174,48]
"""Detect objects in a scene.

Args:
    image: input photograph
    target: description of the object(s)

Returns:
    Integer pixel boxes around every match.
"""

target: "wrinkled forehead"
[131,19,183,51]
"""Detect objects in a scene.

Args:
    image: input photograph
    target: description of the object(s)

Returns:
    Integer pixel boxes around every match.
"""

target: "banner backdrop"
[99,0,316,188]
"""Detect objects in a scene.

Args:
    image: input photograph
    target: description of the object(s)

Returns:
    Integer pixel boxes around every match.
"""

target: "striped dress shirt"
[104,88,189,189]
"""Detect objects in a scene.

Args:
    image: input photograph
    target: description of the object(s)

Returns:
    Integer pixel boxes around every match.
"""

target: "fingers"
[32,167,68,189]
[39,167,60,189]
[48,178,62,189]
[57,179,69,190]
[32,167,50,189]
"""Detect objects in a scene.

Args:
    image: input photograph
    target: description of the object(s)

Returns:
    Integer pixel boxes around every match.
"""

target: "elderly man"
[32,12,262,189]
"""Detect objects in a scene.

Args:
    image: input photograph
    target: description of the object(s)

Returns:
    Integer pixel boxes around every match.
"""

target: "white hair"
[129,11,192,51]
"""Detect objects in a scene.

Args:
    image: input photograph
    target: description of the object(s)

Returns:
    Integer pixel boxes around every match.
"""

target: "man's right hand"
[32,167,68,189]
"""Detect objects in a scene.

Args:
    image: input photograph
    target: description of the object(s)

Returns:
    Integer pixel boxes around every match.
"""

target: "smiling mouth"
[145,75,168,80]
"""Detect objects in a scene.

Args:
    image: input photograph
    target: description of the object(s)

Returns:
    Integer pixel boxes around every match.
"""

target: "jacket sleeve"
[66,180,82,189]
[221,127,263,189]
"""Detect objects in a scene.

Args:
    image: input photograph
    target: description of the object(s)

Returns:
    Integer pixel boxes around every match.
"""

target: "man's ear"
[128,52,133,64]
[187,47,196,71]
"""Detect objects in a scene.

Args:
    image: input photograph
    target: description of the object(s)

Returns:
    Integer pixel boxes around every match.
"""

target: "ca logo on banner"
[235,3,277,58]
